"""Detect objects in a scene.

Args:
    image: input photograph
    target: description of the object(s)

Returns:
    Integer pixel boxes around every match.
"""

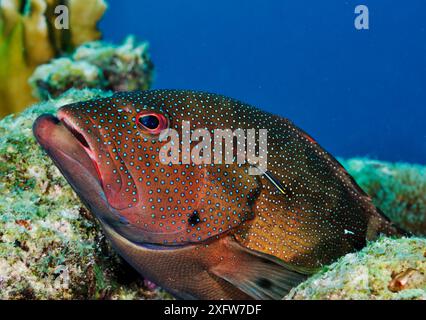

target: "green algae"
[286,237,426,300]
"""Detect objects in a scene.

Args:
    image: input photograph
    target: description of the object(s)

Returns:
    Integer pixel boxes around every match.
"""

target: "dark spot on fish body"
[188,210,201,226]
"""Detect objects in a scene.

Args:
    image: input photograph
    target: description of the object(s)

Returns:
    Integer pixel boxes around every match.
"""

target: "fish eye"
[140,115,159,129]
[136,112,168,135]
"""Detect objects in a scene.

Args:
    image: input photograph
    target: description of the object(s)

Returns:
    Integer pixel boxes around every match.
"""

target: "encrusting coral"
[0,0,107,117]
[0,91,425,299]
[286,237,426,300]
[340,158,426,236]
[29,37,154,100]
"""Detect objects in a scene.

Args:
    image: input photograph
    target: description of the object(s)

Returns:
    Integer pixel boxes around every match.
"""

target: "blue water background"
[100,0,426,164]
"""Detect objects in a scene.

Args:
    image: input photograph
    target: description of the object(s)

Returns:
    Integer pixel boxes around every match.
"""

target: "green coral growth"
[340,158,426,235]
[286,237,426,300]
[29,37,154,100]
[0,88,170,299]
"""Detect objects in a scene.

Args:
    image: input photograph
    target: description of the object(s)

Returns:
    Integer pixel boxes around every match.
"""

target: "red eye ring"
[136,112,168,135]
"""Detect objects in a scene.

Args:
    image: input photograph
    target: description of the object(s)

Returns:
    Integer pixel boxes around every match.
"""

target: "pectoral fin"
[210,237,308,300]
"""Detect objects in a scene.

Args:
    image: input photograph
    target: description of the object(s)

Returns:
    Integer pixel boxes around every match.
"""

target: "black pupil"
[140,115,159,129]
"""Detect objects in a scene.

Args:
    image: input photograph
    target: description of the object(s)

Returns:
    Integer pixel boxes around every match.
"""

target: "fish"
[33,90,406,300]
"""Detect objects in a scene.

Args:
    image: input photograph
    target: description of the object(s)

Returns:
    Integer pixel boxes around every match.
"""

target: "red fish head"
[33,91,260,246]
[55,99,170,212]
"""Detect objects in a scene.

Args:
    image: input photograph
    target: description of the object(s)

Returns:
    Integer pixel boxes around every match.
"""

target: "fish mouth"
[57,113,103,182]
[34,108,135,209]
[33,114,105,201]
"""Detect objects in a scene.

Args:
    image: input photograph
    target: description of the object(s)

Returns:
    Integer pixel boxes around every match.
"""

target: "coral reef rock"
[29,37,154,100]
[0,0,107,117]
[286,237,426,300]
[0,97,425,299]
[340,158,426,236]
